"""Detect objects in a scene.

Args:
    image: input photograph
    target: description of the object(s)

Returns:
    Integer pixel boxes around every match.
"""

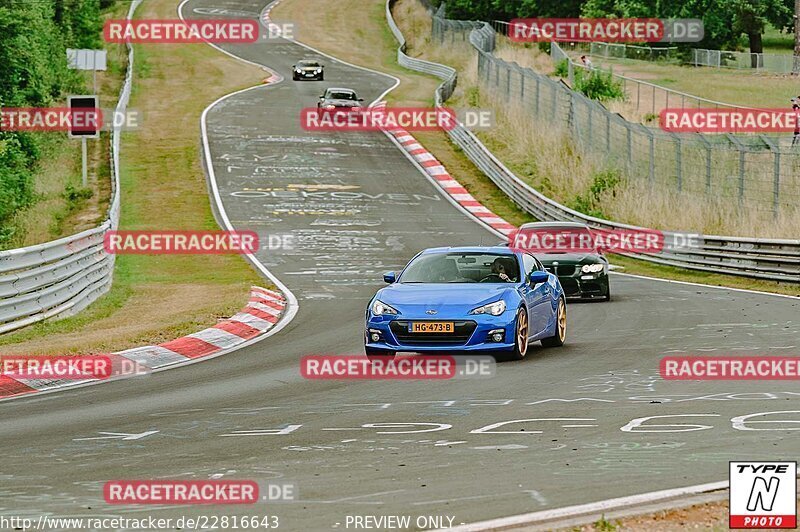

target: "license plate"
[410,322,454,333]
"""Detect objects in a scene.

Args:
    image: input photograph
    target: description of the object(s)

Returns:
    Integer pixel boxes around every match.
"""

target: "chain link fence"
[432,10,800,218]
[693,48,800,73]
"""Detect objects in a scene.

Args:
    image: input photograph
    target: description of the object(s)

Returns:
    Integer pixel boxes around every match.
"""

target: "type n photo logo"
[730,461,797,529]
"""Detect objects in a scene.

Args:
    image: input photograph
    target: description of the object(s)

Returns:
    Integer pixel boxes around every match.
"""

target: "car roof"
[420,246,516,255]
[519,221,590,230]
[326,87,356,93]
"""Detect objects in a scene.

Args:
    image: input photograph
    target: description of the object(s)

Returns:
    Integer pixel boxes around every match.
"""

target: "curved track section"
[0,0,797,529]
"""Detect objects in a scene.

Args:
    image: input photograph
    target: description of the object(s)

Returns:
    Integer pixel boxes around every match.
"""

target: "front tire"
[508,308,529,361]
[541,298,566,347]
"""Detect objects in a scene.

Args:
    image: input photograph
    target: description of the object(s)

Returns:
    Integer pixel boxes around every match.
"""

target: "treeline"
[0,0,111,238]
[439,0,794,53]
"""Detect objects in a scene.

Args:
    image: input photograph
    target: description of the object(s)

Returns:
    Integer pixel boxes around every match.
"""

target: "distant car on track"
[292,59,324,81]
[364,246,566,361]
[317,87,364,113]
[514,222,610,301]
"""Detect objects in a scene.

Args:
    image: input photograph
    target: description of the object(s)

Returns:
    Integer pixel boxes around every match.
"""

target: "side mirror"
[292,65,296,68]
[383,271,397,284]
[529,271,549,285]
[319,95,325,99]
[358,98,364,101]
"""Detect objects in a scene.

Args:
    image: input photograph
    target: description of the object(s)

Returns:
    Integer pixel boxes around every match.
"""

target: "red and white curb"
[0,286,286,400]
[373,104,517,238]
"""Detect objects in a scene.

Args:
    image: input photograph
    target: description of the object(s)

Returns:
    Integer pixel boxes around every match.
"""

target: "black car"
[292,59,324,81]
[513,222,611,301]
[317,87,364,112]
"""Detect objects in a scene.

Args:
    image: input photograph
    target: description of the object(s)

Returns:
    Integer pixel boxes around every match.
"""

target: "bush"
[569,169,621,219]
[573,68,625,102]
[553,58,569,77]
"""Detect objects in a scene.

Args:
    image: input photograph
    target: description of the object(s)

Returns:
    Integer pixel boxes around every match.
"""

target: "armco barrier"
[0,0,141,334]
[385,0,800,284]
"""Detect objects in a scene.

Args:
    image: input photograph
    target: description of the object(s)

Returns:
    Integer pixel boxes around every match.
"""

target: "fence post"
[670,133,682,192]
[506,66,511,99]
[636,82,640,110]
[606,111,611,153]
[726,134,746,205]
[648,129,655,185]
[760,135,781,218]
[535,76,540,115]
[697,134,712,194]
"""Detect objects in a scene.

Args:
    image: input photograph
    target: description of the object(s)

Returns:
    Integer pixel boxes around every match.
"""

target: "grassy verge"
[270,0,799,298]
[0,0,267,354]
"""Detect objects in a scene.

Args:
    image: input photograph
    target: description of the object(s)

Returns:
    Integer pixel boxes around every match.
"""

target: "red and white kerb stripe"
[0,286,285,399]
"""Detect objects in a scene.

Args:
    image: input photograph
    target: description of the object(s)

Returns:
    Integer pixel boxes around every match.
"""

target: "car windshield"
[298,61,320,67]
[399,253,519,283]
[327,91,357,100]
[513,226,596,254]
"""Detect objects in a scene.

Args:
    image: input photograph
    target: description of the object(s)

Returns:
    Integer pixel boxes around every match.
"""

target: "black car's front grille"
[390,320,477,345]
[544,265,575,276]
[557,264,576,276]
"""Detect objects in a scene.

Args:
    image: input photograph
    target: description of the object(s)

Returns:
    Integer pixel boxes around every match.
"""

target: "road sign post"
[68,95,100,188]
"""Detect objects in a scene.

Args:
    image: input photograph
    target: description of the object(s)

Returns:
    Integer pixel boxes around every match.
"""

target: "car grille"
[544,264,576,276]
[390,320,477,345]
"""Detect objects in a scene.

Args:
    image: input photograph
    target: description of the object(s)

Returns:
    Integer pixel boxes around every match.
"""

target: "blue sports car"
[364,246,567,360]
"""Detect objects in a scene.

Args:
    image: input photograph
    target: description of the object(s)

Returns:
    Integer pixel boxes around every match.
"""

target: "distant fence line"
[431,9,800,218]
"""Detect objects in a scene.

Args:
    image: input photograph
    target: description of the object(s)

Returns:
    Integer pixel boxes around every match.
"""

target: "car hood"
[376,284,515,314]
[536,252,604,265]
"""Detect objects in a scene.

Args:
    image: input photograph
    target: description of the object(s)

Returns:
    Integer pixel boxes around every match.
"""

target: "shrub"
[573,68,625,102]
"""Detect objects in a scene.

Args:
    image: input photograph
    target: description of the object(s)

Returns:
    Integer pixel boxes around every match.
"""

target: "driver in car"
[489,257,513,282]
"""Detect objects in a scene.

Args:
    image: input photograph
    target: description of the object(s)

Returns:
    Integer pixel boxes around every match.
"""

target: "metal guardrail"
[385,0,800,283]
[0,0,140,334]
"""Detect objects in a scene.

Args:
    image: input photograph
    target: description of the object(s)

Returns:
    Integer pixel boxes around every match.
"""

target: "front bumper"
[365,311,517,353]
[294,71,322,80]
[556,270,609,299]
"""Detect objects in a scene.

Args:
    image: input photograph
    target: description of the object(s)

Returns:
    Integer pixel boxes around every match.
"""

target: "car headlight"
[323,105,336,110]
[314,68,322,74]
[469,300,506,316]
[371,300,398,316]
[581,263,605,273]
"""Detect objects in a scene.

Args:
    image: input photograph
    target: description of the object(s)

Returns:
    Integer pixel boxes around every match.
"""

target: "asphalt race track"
[1,0,799,529]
